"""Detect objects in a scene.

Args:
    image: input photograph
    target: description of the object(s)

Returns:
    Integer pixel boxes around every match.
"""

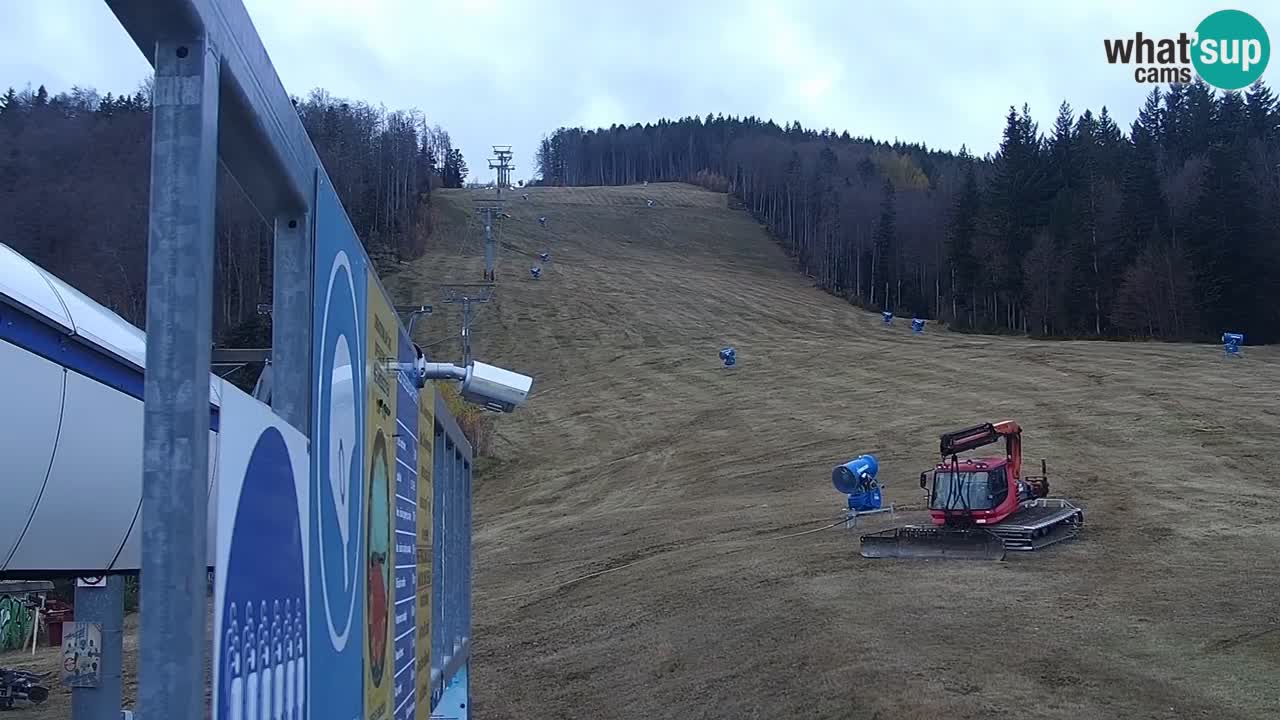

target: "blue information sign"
[392,328,420,719]
[309,182,368,720]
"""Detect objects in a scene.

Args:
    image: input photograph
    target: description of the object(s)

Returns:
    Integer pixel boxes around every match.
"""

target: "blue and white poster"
[213,384,311,720]
[310,180,369,720]
[392,328,419,720]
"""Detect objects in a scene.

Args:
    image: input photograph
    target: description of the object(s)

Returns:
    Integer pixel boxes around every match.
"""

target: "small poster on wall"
[62,621,102,688]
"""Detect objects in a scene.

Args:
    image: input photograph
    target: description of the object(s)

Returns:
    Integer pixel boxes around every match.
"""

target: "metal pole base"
[434,664,470,720]
[70,576,125,720]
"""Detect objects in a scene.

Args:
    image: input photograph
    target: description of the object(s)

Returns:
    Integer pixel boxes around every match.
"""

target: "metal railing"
[89,1,478,717]
[430,395,475,708]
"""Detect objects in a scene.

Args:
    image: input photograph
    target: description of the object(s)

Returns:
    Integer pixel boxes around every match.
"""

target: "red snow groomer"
[860,421,1084,560]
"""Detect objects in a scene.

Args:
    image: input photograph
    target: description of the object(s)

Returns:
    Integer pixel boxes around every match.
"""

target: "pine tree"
[1094,106,1124,178]
[1182,78,1216,151]
[813,147,840,289]
[1036,102,1081,332]
[1048,101,1077,188]
[946,161,981,325]
[855,156,875,180]
[872,179,896,309]
[1132,86,1162,147]
[421,143,438,182]
[1113,87,1167,301]
[979,105,1051,329]
[1158,84,1185,167]
[1069,109,1107,334]
[1215,90,1249,146]
[453,148,468,185]
[1188,129,1256,335]
[442,148,468,188]
[1245,79,1278,142]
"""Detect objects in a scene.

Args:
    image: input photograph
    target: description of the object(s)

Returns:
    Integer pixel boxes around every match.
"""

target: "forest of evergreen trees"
[536,79,1280,343]
[0,81,468,338]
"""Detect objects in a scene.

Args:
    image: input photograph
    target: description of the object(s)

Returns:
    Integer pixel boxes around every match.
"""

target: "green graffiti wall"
[0,593,35,651]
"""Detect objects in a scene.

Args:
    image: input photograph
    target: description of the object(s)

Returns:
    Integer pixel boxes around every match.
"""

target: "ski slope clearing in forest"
[390,183,1280,719]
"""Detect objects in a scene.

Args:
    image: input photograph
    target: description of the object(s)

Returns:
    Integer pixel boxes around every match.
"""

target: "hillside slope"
[385,183,1280,720]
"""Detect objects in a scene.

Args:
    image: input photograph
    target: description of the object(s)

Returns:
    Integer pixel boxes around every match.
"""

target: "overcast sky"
[3,1,1278,184]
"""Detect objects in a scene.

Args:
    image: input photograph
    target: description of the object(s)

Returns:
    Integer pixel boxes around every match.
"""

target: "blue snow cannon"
[1223,332,1243,357]
[538,216,547,227]
[882,311,894,326]
[832,454,882,512]
[538,252,550,262]
[719,346,737,368]
[530,265,542,279]
[911,318,925,334]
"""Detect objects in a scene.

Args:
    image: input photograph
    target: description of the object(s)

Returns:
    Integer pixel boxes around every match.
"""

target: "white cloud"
[1,0,1277,180]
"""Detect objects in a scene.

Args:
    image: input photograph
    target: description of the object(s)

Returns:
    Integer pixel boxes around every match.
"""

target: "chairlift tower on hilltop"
[488,145,514,194]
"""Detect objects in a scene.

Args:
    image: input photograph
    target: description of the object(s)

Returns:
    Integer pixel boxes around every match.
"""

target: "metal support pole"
[272,213,313,433]
[71,576,126,720]
[448,448,460,657]
[441,287,489,369]
[472,200,501,284]
[461,302,473,367]
[434,449,470,718]
[462,457,472,647]
[482,209,495,283]
[138,35,219,720]
[430,426,447,702]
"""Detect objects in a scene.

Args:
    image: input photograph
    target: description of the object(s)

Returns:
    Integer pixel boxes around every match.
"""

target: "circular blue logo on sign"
[315,250,364,653]
[218,427,306,720]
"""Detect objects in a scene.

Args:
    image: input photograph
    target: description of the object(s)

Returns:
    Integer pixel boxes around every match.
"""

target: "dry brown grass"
[438,380,497,457]
[385,182,1280,720]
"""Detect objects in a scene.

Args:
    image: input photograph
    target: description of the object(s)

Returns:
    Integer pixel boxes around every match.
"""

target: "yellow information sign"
[364,272,397,720]
[414,381,435,719]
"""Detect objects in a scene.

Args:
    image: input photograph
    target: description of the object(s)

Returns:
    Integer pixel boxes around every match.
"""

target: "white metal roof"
[0,242,220,405]
[0,243,74,332]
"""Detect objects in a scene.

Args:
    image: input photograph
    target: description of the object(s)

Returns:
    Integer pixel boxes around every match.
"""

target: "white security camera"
[398,346,533,413]
[460,361,532,413]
